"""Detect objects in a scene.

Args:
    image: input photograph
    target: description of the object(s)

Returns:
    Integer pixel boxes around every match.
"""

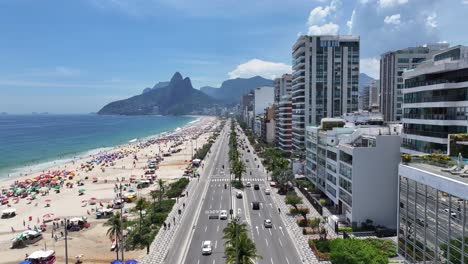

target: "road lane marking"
[204,226,207,232]
[219,202,222,209]
[273,224,276,230]
[210,204,212,209]
[268,228,272,236]
[197,259,200,264]
[265,238,269,247]
[256,226,259,235]
[215,240,218,249]
[212,260,215,264]
[279,238,283,247]
[285,257,290,264]
[217,225,219,232]
[270,257,274,264]
[279,226,285,236]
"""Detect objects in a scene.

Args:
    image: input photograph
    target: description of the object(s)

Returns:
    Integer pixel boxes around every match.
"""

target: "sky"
[1,0,467,113]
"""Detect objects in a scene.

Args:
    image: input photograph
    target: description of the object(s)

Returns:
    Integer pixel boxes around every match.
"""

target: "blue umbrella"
[125,260,138,264]
[19,261,32,264]
[111,260,123,264]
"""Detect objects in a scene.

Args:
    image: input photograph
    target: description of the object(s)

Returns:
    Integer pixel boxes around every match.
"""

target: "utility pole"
[235,216,239,264]
[64,218,68,264]
[119,184,125,262]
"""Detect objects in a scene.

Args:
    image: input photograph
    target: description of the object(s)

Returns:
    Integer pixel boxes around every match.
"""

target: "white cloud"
[360,57,380,79]
[54,66,81,77]
[379,0,408,8]
[347,9,356,33]
[308,23,340,35]
[462,0,468,4]
[307,2,337,25]
[426,13,437,28]
[384,14,401,24]
[228,59,291,79]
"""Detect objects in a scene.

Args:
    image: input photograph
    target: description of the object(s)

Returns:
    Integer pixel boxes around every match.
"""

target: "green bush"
[153,199,176,213]
[338,226,353,233]
[309,239,331,260]
[290,207,310,215]
[329,238,390,264]
[193,143,212,160]
[231,180,244,189]
[166,178,190,198]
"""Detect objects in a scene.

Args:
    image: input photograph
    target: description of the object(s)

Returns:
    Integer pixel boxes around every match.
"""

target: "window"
[339,177,352,193]
[398,58,410,63]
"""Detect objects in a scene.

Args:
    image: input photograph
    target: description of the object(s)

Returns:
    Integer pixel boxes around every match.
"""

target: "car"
[246,182,251,187]
[269,181,276,187]
[247,149,250,153]
[236,191,243,198]
[264,188,271,195]
[264,219,272,228]
[254,184,259,190]
[252,201,260,210]
[245,159,249,162]
[443,208,457,218]
[201,240,212,255]
[219,210,228,220]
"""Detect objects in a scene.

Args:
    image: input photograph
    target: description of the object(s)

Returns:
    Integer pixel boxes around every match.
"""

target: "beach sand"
[0,116,218,264]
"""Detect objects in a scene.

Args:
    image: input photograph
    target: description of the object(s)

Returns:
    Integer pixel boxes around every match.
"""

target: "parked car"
[201,240,212,255]
[254,184,259,190]
[219,210,228,220]
[236,191,243,199]
[264,219,272,228]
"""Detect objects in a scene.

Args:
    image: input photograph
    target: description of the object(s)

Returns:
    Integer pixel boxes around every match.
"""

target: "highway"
[166,121,303,264]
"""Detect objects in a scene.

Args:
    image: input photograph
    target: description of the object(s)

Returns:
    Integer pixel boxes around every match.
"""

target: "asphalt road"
[176,122,302,264]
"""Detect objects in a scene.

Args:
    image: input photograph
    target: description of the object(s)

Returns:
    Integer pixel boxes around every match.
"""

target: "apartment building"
[362,80,380,111]
[274,74,293,153]
[305,117,401,228]
[292,35,360,151]
[398,148,468,263]
[401,45,468,154]
[262,106,276,144]
[380,44,449,122]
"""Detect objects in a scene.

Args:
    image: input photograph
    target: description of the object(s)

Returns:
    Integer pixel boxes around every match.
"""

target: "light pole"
[64,218,68,264]
[119,185,125,262]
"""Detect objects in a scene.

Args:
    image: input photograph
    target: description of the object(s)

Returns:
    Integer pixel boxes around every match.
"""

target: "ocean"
[0,114,197,179]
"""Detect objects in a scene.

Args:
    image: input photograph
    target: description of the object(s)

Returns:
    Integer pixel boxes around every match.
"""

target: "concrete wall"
[350,135,401,228]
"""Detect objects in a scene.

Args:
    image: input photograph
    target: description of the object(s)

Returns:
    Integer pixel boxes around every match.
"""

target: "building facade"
[274,74,293,153]
[398,153,468,263]
[380,44,449,122]
[292,35,360,151]
[305,118,401,228]
[401,45,468,154]
[362,80,380,111]
[262,106,276,144]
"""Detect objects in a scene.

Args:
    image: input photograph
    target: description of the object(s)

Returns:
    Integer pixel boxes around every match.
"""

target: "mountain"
[200,76,273,103]
[142,81,170,94]
[359,73,375,95]
[98,72,217,115]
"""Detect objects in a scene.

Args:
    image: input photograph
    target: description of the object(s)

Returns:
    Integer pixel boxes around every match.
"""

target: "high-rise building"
[292,35,360,151]
[362,80,380,111]
[253,86,274,134]
[380,44,449,122]
[401,45,468,154]
[398,147,468,263]
[274,74,293,153]
[305,116,401,228]
[262,106,276,144]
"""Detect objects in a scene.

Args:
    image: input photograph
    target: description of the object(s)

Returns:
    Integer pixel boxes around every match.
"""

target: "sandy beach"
[0,116,218,264]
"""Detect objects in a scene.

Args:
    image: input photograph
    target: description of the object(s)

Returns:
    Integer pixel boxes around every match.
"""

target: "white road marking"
[256,226,259,235]
[279,226,285,236]
[215,240,218,249]
[217,225,219,232]
[279,238,283,247]
[212,260,216,264]
[269,203,273,208]
[269,228,272,236]
[273,224,276,230]
[262,225,265,230]
[270,257,274,264]
[265,238,269,247]
[197,260,200,264]
[220,195,223,201]
[210,204,212,209]
[204,226,207,232]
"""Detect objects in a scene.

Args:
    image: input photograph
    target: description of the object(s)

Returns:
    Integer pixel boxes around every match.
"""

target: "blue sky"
[1,0,467,113]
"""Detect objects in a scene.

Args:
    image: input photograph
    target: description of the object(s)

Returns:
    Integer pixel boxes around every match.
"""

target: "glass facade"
[399,176,468,263]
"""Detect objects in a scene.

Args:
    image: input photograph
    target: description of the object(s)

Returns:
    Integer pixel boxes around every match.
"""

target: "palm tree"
[157,179,165,202]
[222,218,248,245]
[105,212,123,260]
[225,232,262,264]
[135,197,146,229]
[232,160,246,182]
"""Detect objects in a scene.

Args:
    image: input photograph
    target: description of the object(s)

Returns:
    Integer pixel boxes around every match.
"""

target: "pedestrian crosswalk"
[210,178,264,182]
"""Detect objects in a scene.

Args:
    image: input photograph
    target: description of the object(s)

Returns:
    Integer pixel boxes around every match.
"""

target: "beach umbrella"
[111,260,123,264]
[19,260,32,264]
[44,199,51,203]
[78,189,86,194]
[90,197,97,201]
[125,260,138,264]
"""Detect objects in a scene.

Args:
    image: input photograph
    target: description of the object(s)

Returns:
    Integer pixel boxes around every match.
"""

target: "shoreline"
[0,115,202,182]
[0,115,218,264]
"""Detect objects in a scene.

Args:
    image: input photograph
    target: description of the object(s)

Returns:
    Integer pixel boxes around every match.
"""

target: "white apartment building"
[253,86,274,135]
[380,43,449,122]
[274,74,293,153]
[398,150,468,263]
[401,45,468,154]
[362,80,380,111]
[305,118,402,228]
[292,35,360,151]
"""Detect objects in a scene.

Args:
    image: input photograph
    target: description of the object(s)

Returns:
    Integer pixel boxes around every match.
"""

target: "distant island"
[98,72,274,116]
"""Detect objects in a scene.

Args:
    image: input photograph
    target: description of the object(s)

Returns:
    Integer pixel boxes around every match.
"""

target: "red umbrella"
[81,200,87,203]
[44,199,51,203]
[89,197,97,201]
[43,213,54,218]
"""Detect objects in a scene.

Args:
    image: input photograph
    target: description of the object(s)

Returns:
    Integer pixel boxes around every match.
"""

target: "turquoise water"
[0,114,196,178]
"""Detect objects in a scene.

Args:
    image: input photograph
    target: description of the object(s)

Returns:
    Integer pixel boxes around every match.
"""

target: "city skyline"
[1,0,468,113]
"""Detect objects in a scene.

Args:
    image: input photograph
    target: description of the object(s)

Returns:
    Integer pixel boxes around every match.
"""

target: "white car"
[264,219,272,228]
[201,240,212,255]
[236,191,243,198]
[264,188,271,195]
[246,182,251,187]
[219,210,228,220]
